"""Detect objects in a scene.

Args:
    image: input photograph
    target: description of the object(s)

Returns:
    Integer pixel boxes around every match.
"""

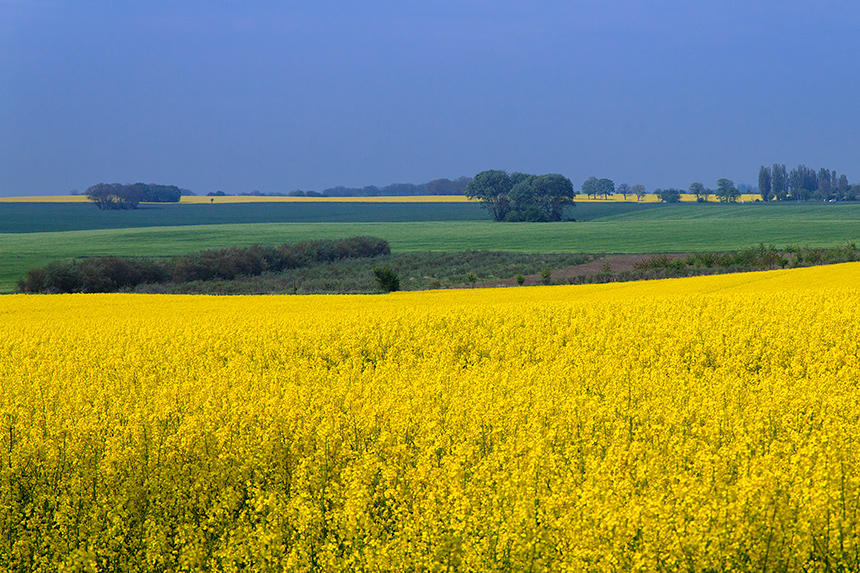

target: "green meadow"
[2,200,860,293]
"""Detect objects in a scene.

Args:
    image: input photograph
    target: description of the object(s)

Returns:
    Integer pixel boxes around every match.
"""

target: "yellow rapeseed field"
[2,264,859,572]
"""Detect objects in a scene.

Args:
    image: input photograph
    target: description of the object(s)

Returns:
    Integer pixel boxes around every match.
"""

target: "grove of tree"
[86,183,183,209]
[465,170,575,222]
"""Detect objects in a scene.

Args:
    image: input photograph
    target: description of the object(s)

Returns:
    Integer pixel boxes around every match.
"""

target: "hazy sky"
[2,0,859,196]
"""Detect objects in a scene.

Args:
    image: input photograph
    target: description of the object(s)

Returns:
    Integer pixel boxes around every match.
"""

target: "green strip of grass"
[3,216,860,293]
[0,201,663,233]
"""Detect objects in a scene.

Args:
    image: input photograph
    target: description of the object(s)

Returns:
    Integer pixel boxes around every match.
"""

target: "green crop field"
[0,201,486,233]
[2,201,860,293]
[0,200,664,233]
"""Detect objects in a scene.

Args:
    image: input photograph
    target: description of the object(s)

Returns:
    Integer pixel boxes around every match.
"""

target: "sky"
[2,0,859,196]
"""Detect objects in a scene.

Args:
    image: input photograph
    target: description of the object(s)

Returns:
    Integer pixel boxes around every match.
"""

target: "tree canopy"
[465,170,575,222]
[716,179,740,202]
[86,182,182,209]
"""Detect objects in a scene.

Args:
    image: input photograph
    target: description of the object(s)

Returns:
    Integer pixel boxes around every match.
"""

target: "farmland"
[4,197,860,570]
[2,201,860,293]
[3,263,860,571]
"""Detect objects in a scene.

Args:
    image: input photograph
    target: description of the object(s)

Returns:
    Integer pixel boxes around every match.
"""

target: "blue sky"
[2,0,859,196]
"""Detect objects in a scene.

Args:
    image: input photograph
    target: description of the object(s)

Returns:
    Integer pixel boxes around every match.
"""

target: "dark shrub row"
[633,243,858,272]
[170,236,389,282]
[18,236,390,293]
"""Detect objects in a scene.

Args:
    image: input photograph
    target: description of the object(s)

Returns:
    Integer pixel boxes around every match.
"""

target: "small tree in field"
[373,266,400,293]
[540,267,552,285]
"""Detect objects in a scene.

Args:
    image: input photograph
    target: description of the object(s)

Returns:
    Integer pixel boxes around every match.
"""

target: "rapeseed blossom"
[1,263,859,571]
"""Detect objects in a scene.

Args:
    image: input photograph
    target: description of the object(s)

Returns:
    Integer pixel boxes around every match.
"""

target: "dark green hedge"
[18,236,390,293]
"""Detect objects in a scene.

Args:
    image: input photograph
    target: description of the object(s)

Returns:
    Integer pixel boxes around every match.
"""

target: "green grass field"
[0,200,665,233]
[2,201,860,293]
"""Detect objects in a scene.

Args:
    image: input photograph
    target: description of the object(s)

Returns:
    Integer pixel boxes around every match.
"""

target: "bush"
[540,267,552,285]
[18,237,391,294]
[373,266,400,292]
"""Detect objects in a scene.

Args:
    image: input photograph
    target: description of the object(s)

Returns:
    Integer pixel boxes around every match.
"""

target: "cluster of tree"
[578,178,742,203]
[615,183,647,201]
[18,237,391,294]
[653,188,683,202]
[715,179,741,202]
[687,183,712,202]
[649,180,738,203]
[581,178,648,201]
[320,177,471,197]
[758,164,853,201]
[204,177,472,198]
[465,170,575,222]
[581,177,615,199]
[86,183,184,209]
[207,189,325,197]
[579,171,859,204]
[201,177,471,198]
[238,190,291,197]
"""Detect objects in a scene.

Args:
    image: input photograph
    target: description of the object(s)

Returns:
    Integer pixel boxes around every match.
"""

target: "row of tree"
[296,177,472,197]
[580,178,741,204]
[465,171,575,222]
[465,171,754,221]
[86,183,183,210]
[759,164,852,201]
[580,178,738,203]
[582,178,649,201]
[200,177,473,198]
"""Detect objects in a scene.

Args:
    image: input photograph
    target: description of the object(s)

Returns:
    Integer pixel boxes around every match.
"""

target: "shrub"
[540,267,552,285]
[373,266,400,293]
[18,237,391,294]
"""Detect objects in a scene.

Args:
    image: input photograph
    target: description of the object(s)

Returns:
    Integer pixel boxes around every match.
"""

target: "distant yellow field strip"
[0,193,762,204]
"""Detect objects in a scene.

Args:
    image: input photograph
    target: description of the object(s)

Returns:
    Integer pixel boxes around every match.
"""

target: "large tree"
[631,184,647,201]
[758,166,772,201]
[716,178,740,202]
[772,164,788,200]
[581,176,599,199]
[788,165,816,200]
[659,188,681,203]
[465,170,514,221]
[532,173,575,221]
[816,168,832,200]
[507,173,575,221]
[689,182,705,201]
[597,178,615,199]
[616,183,630,200]
[837,174,849,200]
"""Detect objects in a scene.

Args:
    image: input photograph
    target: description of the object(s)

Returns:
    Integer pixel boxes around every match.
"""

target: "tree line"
[758,164,854,201]
[206,177,473,198]
[86,183,184,209]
